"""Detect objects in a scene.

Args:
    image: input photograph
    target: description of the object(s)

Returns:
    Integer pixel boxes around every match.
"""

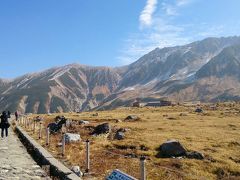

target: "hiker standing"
[0,111,10,138]
[15,111,19,121]
[7,111,11,118]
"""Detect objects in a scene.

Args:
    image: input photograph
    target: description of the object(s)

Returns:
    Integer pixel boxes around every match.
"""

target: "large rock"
[64,133,81,143]
[71,166,83,177]
[34,116,43,122]
[79,120,90,125]
[158,140,187,158]
[186,151,204,160]
[93,123,111,135]
[195,108,203,113]
[114,131,125,140]
[125,115,140,121]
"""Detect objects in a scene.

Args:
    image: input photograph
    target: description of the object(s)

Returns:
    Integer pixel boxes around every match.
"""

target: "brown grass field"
[21,103,240,180]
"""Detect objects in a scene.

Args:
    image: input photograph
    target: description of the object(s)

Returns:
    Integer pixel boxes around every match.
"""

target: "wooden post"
[46,128,50,146]
[31,120,34,131]
[33,121,36,133]
[62,133,65,156]
[27,119,29,129]
[24,118,27,128]
[86,139,90,173]
[39,122,42,139]
[140,156,146,180]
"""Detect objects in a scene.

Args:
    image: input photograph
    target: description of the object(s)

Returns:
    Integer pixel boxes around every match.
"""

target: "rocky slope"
[1,36,240,113]
[0,64,121,113]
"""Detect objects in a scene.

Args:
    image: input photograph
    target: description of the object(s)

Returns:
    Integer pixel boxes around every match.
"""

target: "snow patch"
[123,87,135,91]
[49,67,70,81]
[16,78,29,88]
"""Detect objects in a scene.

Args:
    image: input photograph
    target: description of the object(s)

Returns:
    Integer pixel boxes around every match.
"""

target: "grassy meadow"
[21,103,240,180]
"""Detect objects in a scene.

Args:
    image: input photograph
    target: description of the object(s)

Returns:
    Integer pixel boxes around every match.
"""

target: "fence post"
[62,133,65,156]
[39,122,42,139]
[27,119,29,129]
[33,121,36,133]
[86,139,90,173]
[140,156,146,180]
[46,127,50,146]
[31,120,34,131]
[25,118,27,128]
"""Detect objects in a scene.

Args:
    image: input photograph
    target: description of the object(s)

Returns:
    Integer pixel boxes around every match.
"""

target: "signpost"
[106,169,137,180]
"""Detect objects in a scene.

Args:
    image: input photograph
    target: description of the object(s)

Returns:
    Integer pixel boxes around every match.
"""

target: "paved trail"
[0,126,49,180]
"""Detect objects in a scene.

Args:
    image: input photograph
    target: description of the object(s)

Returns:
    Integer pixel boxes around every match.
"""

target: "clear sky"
[0,0,240,78]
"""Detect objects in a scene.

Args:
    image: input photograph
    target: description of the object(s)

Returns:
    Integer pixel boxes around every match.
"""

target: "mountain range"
[1,36,240,113]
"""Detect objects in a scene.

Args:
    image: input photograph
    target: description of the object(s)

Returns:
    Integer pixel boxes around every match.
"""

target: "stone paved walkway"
[0,126,49,180]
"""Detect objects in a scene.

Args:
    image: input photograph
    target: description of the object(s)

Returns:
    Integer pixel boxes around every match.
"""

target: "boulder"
[64,133,81,143]
[158,140,187,158]
[114,132,125,140]
[92,113,99,117]
[186,151,204,160]
[55,115,66,122]
[125,115,140,121]
[79,120,90,125]
[71,166,83,177]
[117,128,129,133]
[35,116,43,122]
[115,119,122,123]
[93,123,111,135]
[179,113,187,116]
[195,108,203,113]
[65,120,72,128]
[48,123,59,134]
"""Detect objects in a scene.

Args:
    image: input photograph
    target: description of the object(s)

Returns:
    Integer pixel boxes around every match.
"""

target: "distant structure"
[146,101,161,107]
[160,100,173,106]
[146,100,173,107]
[183,101,201,106]
[132,98,174,108]
[132,100,145,107]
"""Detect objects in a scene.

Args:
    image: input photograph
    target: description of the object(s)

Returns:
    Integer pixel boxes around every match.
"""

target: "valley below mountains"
[1,36,240,113]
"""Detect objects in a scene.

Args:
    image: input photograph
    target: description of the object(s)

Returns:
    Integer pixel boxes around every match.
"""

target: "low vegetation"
[22,102,240,179]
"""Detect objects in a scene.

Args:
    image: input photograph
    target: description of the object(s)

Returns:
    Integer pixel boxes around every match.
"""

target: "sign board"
[106,169,137,180]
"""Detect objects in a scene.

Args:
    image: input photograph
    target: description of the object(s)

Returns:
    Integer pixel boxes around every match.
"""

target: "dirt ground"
[22,102,240,180]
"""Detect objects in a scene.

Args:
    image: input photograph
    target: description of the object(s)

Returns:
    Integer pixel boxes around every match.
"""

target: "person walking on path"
[7,110,11,118]
[0,111,10,138]
[15,111,19,121]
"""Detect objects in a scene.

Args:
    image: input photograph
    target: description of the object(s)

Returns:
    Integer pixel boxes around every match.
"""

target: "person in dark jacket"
[7,111,11,118]
[15,111,19,121]
[0,111,10,138]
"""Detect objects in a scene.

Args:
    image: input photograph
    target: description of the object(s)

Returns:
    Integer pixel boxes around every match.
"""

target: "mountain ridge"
[1,36,240,113]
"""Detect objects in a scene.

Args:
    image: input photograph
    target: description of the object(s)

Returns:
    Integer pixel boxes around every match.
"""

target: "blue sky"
[0,0,240,78]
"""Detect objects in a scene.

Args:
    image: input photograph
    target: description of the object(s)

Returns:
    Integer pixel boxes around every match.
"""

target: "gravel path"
[0,126,49,180]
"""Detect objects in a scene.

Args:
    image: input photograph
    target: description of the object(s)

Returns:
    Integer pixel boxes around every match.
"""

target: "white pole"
[140,156,146,180]
[39,122,42,139]
[24,118,27,128]
[33,121,36,133]
[86,139,90,173]
[27,119,29,129]
[62,133,65,156]
[46,128,50,145]
[31,120,34,131]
